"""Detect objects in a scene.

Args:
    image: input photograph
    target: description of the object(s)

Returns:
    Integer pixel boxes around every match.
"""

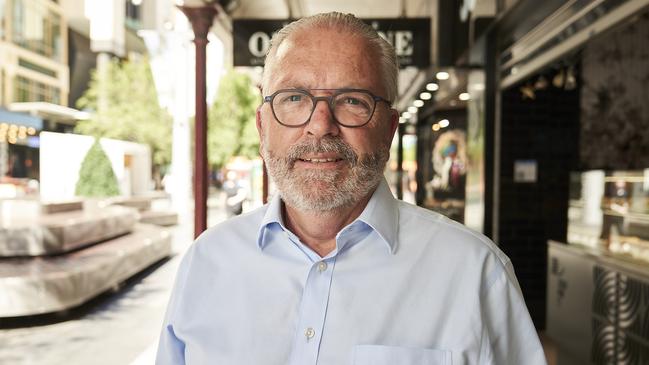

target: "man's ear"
[256,107,264,156]
[385,108,399,145]
[256,107,263,135]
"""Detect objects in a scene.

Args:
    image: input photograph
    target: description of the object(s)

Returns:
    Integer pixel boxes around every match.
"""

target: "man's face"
[257,28,398,213]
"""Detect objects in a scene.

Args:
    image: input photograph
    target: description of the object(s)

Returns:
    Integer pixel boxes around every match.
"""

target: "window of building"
[125,0,141,30]
[11,0,63,61]
[1,0,7,40]
[14,75,60,104]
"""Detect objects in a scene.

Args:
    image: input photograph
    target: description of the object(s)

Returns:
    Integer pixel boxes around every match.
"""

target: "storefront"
[404,3,648,357]
[484,0,649,362]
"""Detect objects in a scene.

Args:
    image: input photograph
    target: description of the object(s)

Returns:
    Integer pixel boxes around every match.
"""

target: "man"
[157,12,547,365]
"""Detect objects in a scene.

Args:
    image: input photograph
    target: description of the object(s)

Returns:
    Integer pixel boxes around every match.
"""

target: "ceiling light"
[534,76,548,90]
[520,84,535,100]
[439,119,450,128]
[407,106,418,114]
[553,69,565,88]
[420,92,432,100]
[402,112,411,119]
[426,83,439,91]
[564,67,577,90]
[432,124,441,131]
[399,117,407,124]
[436,71,450,80]
[413,100,424,107]
[459,92,470,101]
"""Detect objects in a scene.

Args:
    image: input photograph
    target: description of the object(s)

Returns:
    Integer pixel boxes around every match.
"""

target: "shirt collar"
[355,178,399,254]
[256,191,286,250]
[256,178,399,254]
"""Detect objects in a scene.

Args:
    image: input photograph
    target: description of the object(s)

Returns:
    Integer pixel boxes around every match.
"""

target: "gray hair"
[261,12,398,103]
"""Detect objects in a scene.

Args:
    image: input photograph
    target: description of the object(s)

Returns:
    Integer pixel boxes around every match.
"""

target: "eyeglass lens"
[271,90,375,127]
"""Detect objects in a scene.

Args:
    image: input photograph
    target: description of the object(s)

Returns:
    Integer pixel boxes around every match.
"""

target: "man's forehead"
[265,29,381,91]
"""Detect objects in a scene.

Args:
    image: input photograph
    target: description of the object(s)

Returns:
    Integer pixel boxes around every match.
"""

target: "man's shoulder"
[397,201,510,267]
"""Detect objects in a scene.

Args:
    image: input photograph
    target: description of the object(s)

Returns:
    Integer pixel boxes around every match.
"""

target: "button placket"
[289,259,337,365]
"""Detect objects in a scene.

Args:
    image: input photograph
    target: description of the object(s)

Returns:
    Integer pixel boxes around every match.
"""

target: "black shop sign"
[233,18,431,68]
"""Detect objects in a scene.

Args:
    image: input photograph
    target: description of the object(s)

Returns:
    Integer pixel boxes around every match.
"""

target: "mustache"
[285,137,358,166]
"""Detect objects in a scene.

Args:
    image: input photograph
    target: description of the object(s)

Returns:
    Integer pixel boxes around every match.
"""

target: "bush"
[75,140,120,197]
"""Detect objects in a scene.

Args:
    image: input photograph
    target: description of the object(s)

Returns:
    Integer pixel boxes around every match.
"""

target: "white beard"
[261,136,389,213]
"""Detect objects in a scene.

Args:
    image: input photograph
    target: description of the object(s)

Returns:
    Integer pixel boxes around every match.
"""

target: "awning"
[8,102,90,125]
[0,108,43,130]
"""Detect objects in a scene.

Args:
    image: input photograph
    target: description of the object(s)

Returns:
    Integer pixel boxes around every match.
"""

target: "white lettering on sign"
[394,31,414,56]
[372,22,414,57]
[248,31,271,57]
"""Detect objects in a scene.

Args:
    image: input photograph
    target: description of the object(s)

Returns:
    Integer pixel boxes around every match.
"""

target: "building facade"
[0,0,68,107]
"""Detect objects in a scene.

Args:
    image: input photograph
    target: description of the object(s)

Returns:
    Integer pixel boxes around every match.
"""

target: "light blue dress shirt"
[156,179,547,365]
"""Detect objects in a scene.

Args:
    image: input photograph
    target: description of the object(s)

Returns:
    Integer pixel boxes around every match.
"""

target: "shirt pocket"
[352,344,452,365]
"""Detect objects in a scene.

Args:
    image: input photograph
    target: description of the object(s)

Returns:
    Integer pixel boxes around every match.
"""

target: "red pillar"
[178,5,218,238]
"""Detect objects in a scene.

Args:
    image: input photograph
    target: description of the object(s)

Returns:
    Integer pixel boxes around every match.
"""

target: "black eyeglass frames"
[262,88,391,128]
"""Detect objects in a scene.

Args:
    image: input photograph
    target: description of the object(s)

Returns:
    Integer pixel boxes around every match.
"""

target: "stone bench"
[40,199,84,214]
[109,196,152,212]
[0,224,172,318]
[139,210,179,226]
[0,205,137,257]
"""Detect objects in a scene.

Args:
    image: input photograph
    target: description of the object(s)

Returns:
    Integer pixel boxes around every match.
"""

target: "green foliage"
[75,140,120,197]
[75,57,172,167]
[208,70,260,168]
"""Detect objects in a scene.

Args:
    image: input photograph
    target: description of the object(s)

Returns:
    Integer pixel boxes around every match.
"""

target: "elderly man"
[156,12,546,365]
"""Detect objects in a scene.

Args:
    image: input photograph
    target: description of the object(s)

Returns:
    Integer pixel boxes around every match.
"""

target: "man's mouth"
[298,157,343,163]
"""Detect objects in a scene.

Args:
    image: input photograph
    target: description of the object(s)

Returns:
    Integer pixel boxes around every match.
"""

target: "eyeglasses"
[263,88,391,128]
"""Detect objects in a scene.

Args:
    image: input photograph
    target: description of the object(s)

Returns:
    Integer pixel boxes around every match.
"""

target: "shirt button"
[317,261,328,272]
[305,327,315,340]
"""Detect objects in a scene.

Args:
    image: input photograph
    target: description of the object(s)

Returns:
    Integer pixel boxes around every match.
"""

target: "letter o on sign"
[248,32,271,57]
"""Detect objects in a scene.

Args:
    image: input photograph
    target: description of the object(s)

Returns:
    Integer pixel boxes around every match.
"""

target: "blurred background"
[0,0,648,364]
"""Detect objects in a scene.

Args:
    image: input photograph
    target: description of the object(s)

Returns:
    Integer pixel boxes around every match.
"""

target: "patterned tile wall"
[580,11,649,170]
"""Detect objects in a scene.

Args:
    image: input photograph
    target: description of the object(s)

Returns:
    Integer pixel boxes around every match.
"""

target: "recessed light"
[436,71,450,80]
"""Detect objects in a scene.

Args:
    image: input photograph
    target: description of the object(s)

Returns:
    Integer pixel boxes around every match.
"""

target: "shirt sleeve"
[155,245,197,365]
[480,259,548,365]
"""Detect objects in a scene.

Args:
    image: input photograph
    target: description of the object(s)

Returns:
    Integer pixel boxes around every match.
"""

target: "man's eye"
[287,94,302,102]
[344,97,361,105]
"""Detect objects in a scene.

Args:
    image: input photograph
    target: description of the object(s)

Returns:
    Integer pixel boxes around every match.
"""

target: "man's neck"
[282,194,372,258]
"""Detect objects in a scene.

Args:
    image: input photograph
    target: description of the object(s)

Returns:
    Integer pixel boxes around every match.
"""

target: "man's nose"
[305,99,340,137]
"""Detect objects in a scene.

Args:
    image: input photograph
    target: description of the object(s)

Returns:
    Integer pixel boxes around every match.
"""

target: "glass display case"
[568,169,649,262]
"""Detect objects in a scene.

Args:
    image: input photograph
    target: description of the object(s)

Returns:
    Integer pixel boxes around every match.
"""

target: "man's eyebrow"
[274,82,309,90]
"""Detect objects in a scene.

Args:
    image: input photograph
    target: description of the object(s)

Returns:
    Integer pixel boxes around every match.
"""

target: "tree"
[75,57,172,170]
[75,140,120,197]
[207,70,260,169]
